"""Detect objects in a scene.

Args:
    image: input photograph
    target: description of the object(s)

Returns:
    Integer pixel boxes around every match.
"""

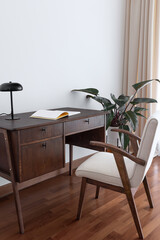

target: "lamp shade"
[0,81,23,120]
[0,82,23,92]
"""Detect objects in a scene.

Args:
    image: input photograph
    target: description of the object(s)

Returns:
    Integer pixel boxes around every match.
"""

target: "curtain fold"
[123,0,160,136]
[152,0,160,112]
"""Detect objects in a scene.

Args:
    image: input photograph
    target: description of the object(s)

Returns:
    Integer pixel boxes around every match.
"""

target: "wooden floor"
[1,157,160,240]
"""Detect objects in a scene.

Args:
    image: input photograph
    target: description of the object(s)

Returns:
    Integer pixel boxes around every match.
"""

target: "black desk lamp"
[0,81,23,120]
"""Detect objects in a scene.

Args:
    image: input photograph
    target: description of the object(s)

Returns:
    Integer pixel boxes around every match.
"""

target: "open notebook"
[30,109,81,120]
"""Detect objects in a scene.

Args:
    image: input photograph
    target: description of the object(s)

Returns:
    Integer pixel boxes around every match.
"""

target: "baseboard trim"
[0,154,92,198]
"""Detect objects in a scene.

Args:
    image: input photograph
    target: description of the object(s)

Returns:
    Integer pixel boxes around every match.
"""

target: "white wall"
[0,0,126,185]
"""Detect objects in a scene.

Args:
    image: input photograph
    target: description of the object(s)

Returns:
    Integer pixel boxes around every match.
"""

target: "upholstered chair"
[75,112,160,239]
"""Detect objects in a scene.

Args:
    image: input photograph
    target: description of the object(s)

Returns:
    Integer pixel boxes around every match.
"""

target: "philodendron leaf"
[118,105,126,113]
[106,112,114,130]
[86,95,111,109]
[125,111,138,131]
[132,79,160,91]
[111,94,129,107]
[103,103,116,111]
[118,94,130,102]
[131,98,157,105]
[72,88,99,96]
[135,112,147,118]
[86,95,111,104]
[134,107,148,112]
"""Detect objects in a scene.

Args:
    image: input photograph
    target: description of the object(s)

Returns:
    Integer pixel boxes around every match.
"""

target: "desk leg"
[69,144,73,176]
[11,179,24,234]
[3,129,24,234]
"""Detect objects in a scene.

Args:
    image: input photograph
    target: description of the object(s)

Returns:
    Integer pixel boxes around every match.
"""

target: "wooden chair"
[75,112,160,239]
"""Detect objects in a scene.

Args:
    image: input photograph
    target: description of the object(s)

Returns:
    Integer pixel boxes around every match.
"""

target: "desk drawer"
[20,137,64,181]
[65,115,104,135]
[20,123,63,144]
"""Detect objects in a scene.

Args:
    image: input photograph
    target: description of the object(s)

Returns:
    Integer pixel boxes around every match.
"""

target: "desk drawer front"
[65,115,104,135]
[20,137,64,181]
[20,123,63,144]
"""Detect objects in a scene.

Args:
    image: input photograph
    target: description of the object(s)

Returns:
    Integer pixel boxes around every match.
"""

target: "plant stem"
[118,91,137,123]
[124,91,137,112]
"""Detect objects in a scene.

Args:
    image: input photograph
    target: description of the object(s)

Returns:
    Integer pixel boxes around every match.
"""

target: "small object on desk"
[30,109,81,120]
[0,81,23,120]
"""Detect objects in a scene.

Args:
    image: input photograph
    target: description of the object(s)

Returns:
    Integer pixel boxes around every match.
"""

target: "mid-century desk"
[0,107,106,233]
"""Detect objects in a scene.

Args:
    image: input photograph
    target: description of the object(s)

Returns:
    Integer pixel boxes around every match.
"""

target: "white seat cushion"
[75,152,136,187]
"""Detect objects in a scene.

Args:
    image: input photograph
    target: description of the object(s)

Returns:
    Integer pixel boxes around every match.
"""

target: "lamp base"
[5,116,20,120]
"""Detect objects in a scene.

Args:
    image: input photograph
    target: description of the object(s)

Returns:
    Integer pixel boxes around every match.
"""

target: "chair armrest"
[90,141,145,166]
[111,128,141,142]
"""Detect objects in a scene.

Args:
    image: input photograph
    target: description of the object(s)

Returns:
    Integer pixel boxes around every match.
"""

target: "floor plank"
[0,157,160,240]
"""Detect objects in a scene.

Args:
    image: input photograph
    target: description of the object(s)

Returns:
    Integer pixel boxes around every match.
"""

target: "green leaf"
[111,94,129,107]
[125,111,138,131]
[118,94,130,102]
[104,103,116,111]
[131,98,157,105]
[135,112,147,118]
[86,95,111,109]
[106,112,114,130]
[72,88,99,96]
[86,95,111,104]
[119,118,128,125]
[134,107,148,112]
[119,125,130,150]
[132,79,160,91]
[118,105,126,113]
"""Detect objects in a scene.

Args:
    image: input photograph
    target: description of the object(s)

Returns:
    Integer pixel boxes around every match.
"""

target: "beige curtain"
[123,0,160,136]
[153,0,160,111]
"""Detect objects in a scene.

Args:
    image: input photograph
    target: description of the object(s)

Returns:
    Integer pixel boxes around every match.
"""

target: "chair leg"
[69,144,73,176]
[143,176,153,208]
[11,181,24,234]
[77,178,87,220]
[126,191,144,239]
[95,185,100,199]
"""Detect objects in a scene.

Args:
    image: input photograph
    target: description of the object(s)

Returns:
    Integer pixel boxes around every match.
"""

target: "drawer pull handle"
[41,128,46,132]
[42,142,46,148]
[84,119,90,124]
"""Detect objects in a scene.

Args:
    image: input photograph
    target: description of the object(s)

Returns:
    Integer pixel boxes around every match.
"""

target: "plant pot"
[106,126,121,147]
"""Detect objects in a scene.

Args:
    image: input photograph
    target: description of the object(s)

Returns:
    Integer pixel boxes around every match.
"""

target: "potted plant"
[72,79,160,149]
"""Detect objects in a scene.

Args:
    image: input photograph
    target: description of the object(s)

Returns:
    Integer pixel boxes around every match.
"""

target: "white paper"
[30,109,80,120]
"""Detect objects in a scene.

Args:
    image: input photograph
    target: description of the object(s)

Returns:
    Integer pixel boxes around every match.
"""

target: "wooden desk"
[0,107,106,233]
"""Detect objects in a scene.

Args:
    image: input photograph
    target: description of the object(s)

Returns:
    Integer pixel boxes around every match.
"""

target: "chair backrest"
[130,112,160,187]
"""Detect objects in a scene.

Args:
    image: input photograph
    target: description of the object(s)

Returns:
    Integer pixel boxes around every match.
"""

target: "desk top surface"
[0,107,106,131]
